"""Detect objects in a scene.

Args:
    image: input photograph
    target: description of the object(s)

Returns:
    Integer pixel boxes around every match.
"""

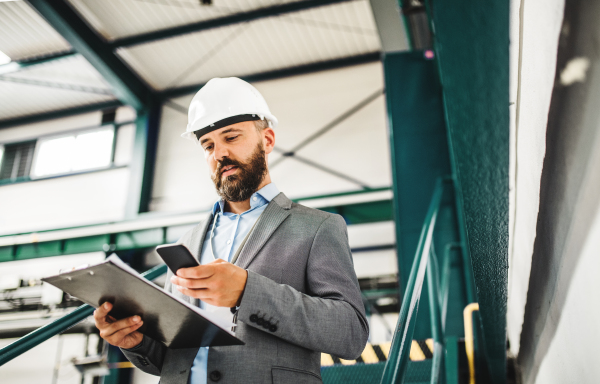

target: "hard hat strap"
[194,114,262,141]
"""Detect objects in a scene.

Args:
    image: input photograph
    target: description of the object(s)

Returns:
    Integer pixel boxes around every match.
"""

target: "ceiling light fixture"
[0,50,11,65]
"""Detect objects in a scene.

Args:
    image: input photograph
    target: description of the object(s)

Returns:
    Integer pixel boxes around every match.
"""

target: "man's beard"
[211,143,268,202]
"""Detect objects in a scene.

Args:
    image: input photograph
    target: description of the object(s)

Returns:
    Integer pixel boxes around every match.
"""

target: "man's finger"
[176,264,216,279]
[176,286,213,300]
[107,322,143,346]
[102,316,142,338]
[171,275,214,289]
[94,302,112,319]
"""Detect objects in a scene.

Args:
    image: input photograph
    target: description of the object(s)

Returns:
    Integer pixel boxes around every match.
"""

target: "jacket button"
[249,314,258,322]
[269,324,277,332]
[256,318,264,326]
[209,370,221,382]
[262,321,271,329]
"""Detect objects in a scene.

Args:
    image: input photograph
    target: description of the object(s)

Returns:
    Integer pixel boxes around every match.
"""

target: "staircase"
[318,178,489,384]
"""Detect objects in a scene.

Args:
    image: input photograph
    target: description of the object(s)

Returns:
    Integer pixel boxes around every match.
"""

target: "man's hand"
[170,259,248,307]
[93,302,144,349]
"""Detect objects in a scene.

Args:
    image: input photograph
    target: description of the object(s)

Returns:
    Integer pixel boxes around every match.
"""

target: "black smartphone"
[155,244,200,274]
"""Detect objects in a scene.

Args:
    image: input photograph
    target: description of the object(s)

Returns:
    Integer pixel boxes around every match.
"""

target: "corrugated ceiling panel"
[0,1,71,61]
[67,0,305,41]
[0,82,116,121]
[5,54,113,91]
[0,55,116,121]
[116,0,380,90]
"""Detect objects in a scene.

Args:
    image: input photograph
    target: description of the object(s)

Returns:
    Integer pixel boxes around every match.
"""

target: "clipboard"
[42,255,244,349]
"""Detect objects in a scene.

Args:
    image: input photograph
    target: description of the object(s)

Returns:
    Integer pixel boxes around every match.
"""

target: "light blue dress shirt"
[189,183,280,384]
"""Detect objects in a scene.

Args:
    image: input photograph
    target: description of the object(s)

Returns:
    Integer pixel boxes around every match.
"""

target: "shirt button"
[253,197,257,201]
[227,240,231,244]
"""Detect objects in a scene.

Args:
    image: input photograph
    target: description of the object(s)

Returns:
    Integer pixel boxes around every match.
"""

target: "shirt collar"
[211,183,280,215]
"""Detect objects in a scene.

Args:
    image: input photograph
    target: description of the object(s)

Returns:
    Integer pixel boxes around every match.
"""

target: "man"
[93,77,368,383]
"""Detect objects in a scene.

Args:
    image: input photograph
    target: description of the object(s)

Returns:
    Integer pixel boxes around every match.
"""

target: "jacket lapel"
[235,192,292,269]
[187,211,213,261]
[177,211,212,306]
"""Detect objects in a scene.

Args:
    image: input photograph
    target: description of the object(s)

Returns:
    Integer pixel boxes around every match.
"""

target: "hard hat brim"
[192,114,261,141]
[182,112,278,142]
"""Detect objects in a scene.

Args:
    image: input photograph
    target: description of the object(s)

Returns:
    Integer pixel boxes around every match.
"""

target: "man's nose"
[212,142,229,161]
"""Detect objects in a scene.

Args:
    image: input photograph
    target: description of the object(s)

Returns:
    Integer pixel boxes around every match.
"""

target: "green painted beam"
[293,186,390,202]
[159,52,381,100]
[115,229,163,250]
[0,246,13,262]
[0,198,394,261]
[124,104,161,218]
[15,241,62,260]
[0,51,76,75]
[27,0,155,109]
[64,235,110,255]
[110,0,354,48]
[0,100,122,129]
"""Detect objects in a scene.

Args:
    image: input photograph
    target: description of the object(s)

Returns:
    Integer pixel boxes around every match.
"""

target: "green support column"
[428,1,510,382]
[125,104,161,218]
[383,51,459,339]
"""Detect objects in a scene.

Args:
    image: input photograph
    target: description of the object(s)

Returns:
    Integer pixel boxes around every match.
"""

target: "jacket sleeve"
[120,333,167,376]
[235,214,369,359]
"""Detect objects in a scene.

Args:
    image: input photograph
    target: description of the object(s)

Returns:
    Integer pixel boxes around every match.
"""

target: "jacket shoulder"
[289,201,345,225]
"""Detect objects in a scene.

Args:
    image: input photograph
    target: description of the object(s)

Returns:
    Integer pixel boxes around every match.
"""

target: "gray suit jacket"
[122,192,368,384]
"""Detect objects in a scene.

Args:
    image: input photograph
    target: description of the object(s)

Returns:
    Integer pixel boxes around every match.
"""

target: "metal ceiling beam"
[0,53,381,129]
[160,52,381,100]
[110,0,353,49]
[0,51,76,75]
[27,0,155,109]
[0,100,122,130]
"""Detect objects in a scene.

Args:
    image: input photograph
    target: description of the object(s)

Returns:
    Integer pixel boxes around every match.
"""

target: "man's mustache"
[215,158,243,178]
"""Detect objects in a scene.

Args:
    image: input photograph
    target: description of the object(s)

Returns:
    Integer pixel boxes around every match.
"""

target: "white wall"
[0,107,135,235]
[533,207,600,384]
[0,168,130,235]
[506,0,565,356]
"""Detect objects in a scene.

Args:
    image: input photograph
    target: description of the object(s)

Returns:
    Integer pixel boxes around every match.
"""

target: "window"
[0,141,36,182]
[31,127,115,178]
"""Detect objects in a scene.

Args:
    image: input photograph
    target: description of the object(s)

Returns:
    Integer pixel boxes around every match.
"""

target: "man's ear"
[262,127,275,155]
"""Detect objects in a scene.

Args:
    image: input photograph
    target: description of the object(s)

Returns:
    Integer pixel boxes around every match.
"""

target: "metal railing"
[380,177,482,384]
[0,264,168,366]
[380,178,445,384]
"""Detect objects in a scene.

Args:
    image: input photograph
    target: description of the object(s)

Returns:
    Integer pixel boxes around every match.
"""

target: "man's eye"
[226,135,239,142]
[204,145,213,151]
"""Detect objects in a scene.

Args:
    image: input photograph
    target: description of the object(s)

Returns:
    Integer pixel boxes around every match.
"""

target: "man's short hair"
[254,119,269,132]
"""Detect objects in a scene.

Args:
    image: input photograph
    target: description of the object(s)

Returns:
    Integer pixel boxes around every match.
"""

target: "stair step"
[321,360,432,384]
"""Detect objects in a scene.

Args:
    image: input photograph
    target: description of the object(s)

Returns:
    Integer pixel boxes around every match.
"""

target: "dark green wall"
[429,1,510,382]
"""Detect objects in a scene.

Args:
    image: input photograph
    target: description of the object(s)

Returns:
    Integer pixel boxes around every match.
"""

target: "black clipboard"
[42,255,244,349]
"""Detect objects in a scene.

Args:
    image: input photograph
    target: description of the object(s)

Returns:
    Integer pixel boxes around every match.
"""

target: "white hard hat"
[182,77,278,142]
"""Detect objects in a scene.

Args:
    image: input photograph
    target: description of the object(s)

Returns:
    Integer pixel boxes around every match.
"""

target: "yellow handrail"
[463,303,479,384]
